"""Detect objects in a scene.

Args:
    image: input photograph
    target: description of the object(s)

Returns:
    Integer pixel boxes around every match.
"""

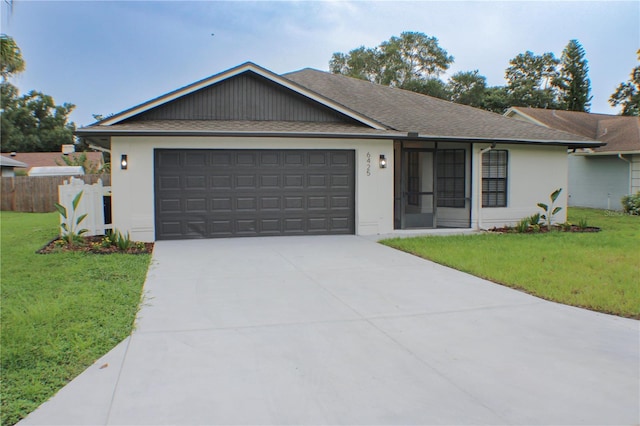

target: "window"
[407,151,420,206]
[482,150,508,207]
[437,149,465,208]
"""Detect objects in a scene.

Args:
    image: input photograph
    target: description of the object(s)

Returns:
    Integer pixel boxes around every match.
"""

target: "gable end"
[124,71,362,124]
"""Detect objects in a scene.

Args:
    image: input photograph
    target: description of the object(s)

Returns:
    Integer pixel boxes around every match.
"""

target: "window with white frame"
[482,150,508,207]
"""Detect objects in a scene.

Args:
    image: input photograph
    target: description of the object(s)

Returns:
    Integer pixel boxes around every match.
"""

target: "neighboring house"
[0,155,28,177]
[77,62,600,242]
[0,151,104,174]
[505,107,640,210]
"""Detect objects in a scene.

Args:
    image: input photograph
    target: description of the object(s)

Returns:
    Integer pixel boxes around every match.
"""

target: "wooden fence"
[1,175,111,213]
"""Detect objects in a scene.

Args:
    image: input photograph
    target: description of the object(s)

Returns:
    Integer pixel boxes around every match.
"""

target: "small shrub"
[621,192,640,215]
[577,217,589,229]
[515,217,530,233]
[559,222,572,232]
[528,213,541,226]
[112,230,134,251]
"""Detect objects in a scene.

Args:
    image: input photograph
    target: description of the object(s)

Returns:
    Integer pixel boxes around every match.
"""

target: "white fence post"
[58,177,107,236]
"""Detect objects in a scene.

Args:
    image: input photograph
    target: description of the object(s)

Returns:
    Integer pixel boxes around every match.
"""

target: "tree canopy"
[1,86,76,152]
[0,34,25,81]
[330,31,454,88]
[609,50,640,116]
[557,40,592,112]
[328,33,602,115]
[1,34,77,152]
[505,50,560,109]
[448,70,487,107]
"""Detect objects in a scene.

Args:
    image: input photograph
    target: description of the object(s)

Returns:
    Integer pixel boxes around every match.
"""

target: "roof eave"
[75,128,602,147]
[574,149,640,156]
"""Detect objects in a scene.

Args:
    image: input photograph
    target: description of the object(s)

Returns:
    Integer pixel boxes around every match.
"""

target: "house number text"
[366,152,371,176]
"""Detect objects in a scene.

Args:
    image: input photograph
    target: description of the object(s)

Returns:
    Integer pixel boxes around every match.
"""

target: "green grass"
[1,212,151,426]
[381,208,640,319]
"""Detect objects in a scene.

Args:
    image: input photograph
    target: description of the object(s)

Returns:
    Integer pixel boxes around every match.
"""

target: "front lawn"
[0,212,151,426]
[381,208,639,319]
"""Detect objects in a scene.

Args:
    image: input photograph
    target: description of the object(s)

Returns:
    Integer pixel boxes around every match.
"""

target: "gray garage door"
[154,149,355,240]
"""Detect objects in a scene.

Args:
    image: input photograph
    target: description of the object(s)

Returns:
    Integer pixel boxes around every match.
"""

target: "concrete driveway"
[21,236,639,425]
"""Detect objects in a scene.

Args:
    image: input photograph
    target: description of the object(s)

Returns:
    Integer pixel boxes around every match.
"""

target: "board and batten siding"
[126,72,357,123]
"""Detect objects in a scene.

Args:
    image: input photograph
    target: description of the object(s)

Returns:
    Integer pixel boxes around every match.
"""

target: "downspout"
[618,154,632,195]
[476,143,496,230]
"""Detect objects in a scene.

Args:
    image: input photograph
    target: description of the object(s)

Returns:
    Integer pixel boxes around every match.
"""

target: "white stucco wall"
[568,154,630,210]
[472,143,569,229]
[111,136,393,242]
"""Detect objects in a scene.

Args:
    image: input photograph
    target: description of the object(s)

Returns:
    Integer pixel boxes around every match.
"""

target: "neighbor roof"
[0,152,104,171]
[79,62,602,148]
[505,107,640,154]
[0,155,28,168]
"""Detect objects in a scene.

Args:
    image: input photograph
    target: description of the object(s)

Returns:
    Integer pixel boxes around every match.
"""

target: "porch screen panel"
[482,150,508,207]
[437,149,465,208]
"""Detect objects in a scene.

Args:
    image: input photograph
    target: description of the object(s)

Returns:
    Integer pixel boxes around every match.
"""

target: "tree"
[448,70,487,107]
[557,40,592,111]
[330,31,454,88]
[481,86,511,114]
[609,50,640,116]
[1,88,76,152]
[329,47,382,84]
[0,34,25,81]
[401,77,450,100]
[56,152,103,174]
[505,50,560,108]
[1,34,77,152]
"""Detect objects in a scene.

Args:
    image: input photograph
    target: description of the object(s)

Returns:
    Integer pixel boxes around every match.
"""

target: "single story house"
[0,155,28,177]
[0,151,104,174]
[77,62,601,242]
[505,107,640,210]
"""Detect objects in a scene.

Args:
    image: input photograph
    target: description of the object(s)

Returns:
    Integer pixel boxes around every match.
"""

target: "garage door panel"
[185,175,207,189]
[236,152,257,166]
[185,152,207,167]
[284,152,304,166]
[211,175,232,189]
[283,175,304,188]
[185,198,207,213]
[260,175,280,188]
[155,149,354,239]
[157,151,181,167]
[158,175,181,190]
[260,152,280,166]
[284,196,304,210]
[159,198,182,213]
[211,152,233,166]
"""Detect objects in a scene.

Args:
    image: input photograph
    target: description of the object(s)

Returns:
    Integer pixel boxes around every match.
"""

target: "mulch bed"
[487,225,601,234]
[37,235,154,254]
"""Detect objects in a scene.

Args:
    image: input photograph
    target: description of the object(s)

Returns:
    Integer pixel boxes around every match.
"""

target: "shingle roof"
[507,107,640,153]
[79,62,602,147]
[0,152,104,170]
[283,68,596,143]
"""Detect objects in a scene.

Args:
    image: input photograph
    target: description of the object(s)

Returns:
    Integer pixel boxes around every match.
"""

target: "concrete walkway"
[20,236,639,425]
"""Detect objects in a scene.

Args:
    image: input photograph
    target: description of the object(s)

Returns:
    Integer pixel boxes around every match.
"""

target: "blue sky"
[2,1,638,127]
